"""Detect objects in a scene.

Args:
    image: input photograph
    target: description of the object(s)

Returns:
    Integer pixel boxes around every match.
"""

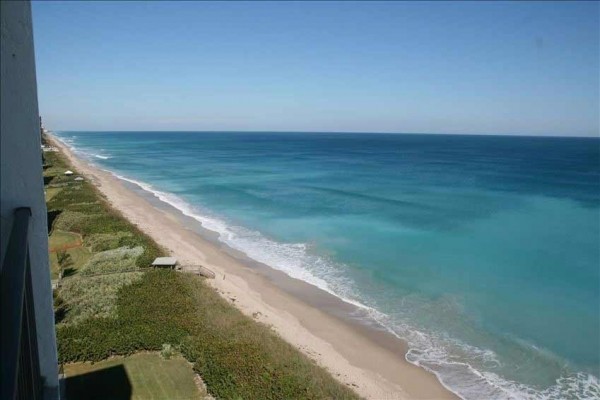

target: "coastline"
[47,133,458,400]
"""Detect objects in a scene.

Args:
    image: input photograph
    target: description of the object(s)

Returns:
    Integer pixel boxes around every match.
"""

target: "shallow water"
[55,131,600,399]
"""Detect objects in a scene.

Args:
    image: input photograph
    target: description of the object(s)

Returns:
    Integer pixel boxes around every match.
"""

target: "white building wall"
[0,1,59,396]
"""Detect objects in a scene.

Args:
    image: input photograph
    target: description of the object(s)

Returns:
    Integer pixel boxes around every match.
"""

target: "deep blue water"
[55,131,600,399]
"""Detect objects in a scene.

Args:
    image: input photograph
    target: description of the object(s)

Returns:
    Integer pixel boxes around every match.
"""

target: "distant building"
[64,170,73,176]
[152,257,178,268]
[74,177,84,181]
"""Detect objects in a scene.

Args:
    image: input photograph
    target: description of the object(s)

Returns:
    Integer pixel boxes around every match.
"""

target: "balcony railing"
[1,208,43,400]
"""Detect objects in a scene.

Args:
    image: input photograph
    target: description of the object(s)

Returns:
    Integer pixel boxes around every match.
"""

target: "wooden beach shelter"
[152,257,177,269]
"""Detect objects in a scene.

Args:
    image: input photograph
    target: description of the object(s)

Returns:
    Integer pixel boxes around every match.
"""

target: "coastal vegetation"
[44,140,359,399]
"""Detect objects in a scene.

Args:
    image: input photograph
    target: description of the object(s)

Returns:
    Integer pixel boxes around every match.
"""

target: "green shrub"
[84,232,133,252]
[79,246,143,276]
[52,211,95,233]
[83,227,161,268]
[48,182,98,210]
[160,344,175,360]
[111,230,163,268]
[58,272,143,324]
[56,250,73,279]
[56,270,191,362]
[56,250,72,269]
[57,317,145,362]
[66,202,104,214]
[79,214,132,235]
[135,242,161,268]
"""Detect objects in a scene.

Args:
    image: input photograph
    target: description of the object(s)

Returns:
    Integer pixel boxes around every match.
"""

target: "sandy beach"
[48,134,457,400]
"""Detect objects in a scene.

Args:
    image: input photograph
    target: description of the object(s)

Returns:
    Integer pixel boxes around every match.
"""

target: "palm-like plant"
[56,250,72,280]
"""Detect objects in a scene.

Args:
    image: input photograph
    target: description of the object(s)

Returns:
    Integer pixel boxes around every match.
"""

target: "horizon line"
[48,129,600,139]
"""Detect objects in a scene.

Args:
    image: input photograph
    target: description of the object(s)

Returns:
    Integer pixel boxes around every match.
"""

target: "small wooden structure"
[152,257,177,269]
[185,265,216,279]
[64,170,73,176]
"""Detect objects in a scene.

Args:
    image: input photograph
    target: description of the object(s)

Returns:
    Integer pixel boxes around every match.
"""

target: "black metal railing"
[1,208,43,400]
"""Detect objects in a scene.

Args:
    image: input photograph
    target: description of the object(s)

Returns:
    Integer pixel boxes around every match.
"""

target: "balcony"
[1,208,44,400]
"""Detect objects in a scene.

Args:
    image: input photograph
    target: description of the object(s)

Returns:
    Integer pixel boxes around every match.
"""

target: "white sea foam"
[53,135,112,162]
[84,165,600,400]
[53,135,84,159]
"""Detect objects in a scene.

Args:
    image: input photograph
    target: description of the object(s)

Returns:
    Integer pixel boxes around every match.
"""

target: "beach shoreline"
[47,133,458,400]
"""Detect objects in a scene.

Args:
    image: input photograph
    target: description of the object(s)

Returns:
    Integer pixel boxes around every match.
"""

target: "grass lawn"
[49,230,81,249]
[49,230,90,279]
[45,187,62,201]
[63,353,206,400]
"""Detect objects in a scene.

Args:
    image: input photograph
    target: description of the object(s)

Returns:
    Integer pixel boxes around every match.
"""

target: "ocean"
[54,131,600,400]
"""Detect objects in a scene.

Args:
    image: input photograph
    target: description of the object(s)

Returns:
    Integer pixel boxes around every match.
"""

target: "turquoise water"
[56,131,599,399]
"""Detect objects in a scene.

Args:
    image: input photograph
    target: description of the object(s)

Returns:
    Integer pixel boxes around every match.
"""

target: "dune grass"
[78,246,143,276]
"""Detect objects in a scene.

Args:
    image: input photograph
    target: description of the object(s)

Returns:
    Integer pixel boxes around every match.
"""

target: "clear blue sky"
[33,1,599,136]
